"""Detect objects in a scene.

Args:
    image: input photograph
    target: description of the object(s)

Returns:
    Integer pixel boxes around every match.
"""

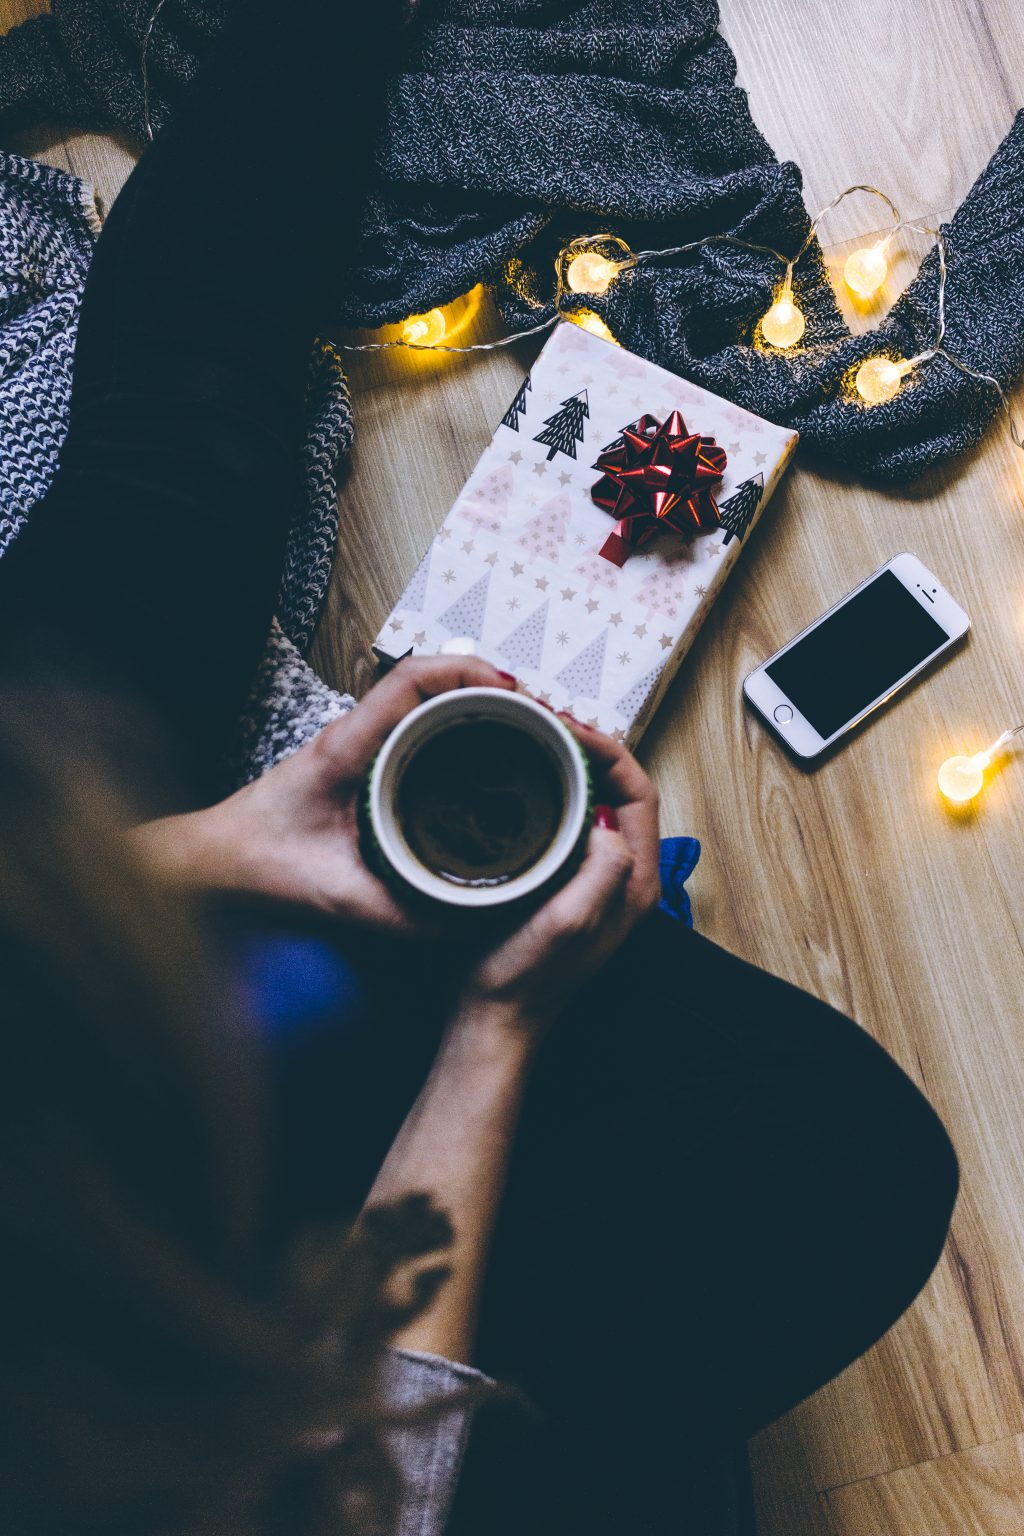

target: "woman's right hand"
[458,718,661,1041]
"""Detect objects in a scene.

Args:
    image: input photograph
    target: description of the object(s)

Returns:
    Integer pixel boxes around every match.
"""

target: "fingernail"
[496,670,517,684]
[594,804,619,831]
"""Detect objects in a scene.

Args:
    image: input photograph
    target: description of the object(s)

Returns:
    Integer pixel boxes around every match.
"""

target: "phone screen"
[765,570,950,739]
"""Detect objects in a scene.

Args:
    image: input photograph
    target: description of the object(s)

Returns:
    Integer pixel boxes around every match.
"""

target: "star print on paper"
[509,449,523,465]
[485,551,499,566]
[560,587,576,602]
[442,568,455,583]
[437,526,452,542]
[535,576,549,591]
[574,533,587,546]
[559,471,573,487]
[507,596,520,611]
[609,612,622,627]
[585,598,599,614]
[556,630,569,645]
[413,631,427,646]
[611,728,626,743]
[754,450,768,466]
[694,584,707,598]
[462,539,475,553]
[633,623,647,638]
[617,650,632,667]
[516,492,571,565]
[389,618,403,632]
[532,461,548,476]
[659,633,673,650]
[511,561,525,577]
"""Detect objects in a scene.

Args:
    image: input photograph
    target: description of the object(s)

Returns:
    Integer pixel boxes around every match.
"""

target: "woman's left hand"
[133,656,517,934]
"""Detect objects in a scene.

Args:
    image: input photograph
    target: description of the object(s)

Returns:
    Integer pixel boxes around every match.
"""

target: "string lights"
[938,725,1024,805]
[337,183,1023,452]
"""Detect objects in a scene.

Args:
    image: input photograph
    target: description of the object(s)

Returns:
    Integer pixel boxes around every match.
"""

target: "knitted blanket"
[0,149,354,784]
[1,0,1023,482]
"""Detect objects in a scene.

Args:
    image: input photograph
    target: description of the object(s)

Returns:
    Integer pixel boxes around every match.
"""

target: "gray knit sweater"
[1,0,1022,482]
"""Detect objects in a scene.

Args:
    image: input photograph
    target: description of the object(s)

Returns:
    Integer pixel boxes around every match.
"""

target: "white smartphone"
[743,552,970,760]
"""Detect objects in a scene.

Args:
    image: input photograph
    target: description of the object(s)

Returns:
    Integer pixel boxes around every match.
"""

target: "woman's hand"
[459,718,661,1038]
[134,656,516,933]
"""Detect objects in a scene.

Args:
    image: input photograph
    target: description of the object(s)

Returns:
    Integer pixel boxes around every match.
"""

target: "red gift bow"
[590,411,727,567]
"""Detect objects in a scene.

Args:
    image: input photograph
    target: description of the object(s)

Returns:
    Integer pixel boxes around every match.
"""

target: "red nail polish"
[594,804,619,831]
[558,711,590,729]
[496,669,517,684]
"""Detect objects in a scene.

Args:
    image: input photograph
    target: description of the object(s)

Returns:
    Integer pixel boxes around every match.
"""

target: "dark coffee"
[397,719,564,887]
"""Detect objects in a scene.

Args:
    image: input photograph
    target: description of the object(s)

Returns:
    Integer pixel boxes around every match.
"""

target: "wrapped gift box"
[374,322,798,745]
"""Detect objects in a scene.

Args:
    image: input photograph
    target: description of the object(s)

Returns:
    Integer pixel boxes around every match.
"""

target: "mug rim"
[367,687,590,909]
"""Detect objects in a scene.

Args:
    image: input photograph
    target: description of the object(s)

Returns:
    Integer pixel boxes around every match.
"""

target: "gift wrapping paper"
[374,322,798,745]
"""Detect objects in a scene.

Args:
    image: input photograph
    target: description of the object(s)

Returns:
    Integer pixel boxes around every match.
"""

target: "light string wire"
[328,182,1024,450]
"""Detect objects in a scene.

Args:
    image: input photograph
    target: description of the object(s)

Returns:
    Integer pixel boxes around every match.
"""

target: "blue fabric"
[234,836,700,1041]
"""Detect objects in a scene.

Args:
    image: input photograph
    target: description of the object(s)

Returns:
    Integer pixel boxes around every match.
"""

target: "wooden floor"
[5,0,1024,1530]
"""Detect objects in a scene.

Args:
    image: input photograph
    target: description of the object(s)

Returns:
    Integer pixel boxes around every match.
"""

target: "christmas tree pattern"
[458,462,514,536]
[555,627,608,699]
[573,548,621,595]
[497,600,549,671]
[718,474,763,546]
[634,554,695,624]
[500,374,532,433]
[395,547,432,613]
[534,390,589,462]
[438,570,492,641]
[616,665,662,727]
[515,492,571,565]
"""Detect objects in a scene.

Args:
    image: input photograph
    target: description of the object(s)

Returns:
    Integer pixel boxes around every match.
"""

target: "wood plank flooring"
[3,0,1023,1529]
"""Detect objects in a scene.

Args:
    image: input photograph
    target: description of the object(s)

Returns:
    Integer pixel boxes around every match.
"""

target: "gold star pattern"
[559,470,573,486]
[507,596,520,611]
[538,692,553,706]
[556,630,569,646]
[633,622,647,638]
[389,618,404,632]
[462,539,475,553]
[617,650,632,666]
[694,583,707,598]
[574,533,587,545]
[437,526,452,542]
[535,575,550,591]
[586,716,599,729]
[532,461,548,476]
[560,586,576,602]
[442,568,455,583]
[485,551,499,566]
[509,449,523,464]
[609,611,623,627]
[754,450,768,466]
[413,631,427,646]
[707,543,722,557]
[659,633,673,650]
[611,728,627,743]
[511,561,525,577]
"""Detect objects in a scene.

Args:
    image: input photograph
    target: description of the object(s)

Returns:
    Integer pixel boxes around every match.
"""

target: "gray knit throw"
[1,0,1023,482]
[0,149,354,784]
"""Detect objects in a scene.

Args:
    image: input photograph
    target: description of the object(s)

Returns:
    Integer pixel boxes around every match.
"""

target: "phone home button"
[773,704,794,725]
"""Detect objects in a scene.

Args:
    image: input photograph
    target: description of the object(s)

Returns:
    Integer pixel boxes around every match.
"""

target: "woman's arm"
[360,718,661,1364]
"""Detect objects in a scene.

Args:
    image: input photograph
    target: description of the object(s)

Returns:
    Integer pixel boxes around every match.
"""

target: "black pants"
[0,0,958,1530]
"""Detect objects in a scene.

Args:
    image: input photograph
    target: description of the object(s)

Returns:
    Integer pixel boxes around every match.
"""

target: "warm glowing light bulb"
[568,309,618,344]
[760,293,805,349]
[937,753,987,804]
[843,241,889,299]
[401,307,447,347]
[855,355,912,405]
[566,251,620,296]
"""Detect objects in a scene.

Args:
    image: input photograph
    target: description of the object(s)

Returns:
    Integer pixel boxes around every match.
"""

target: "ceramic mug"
[365,686,591,910]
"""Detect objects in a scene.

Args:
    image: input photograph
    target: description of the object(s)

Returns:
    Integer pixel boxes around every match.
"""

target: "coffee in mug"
[366,688,591,910]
